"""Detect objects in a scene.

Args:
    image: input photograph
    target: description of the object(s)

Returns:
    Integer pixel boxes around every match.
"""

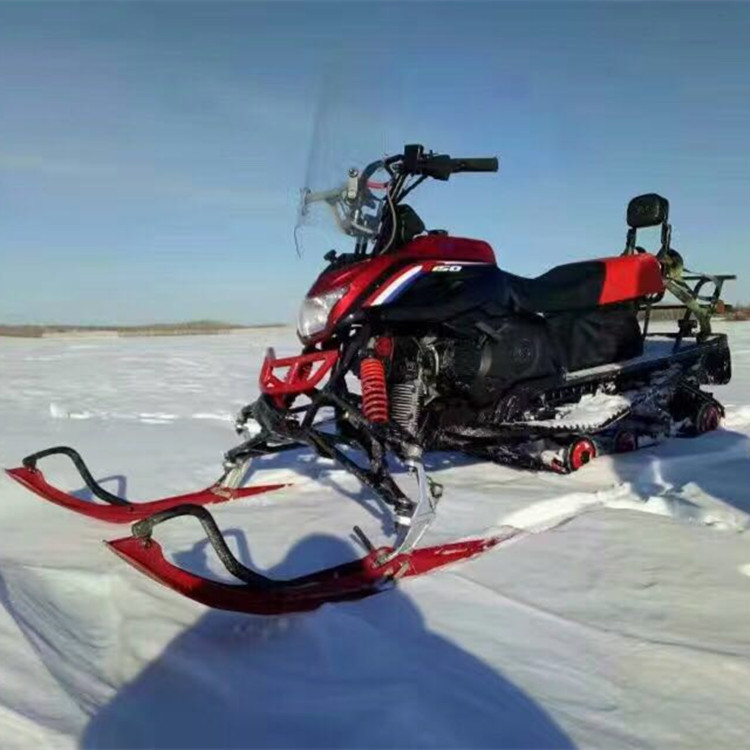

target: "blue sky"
[1,2,749,325]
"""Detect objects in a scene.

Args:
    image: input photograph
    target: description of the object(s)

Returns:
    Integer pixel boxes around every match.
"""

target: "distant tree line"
[0,321,287,338]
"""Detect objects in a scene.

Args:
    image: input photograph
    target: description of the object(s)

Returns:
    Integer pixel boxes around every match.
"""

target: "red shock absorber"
[360,357,389,424]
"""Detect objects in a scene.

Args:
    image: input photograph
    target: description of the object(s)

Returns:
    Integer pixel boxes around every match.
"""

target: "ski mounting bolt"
[131,520,154,544]
[428,479,444,500]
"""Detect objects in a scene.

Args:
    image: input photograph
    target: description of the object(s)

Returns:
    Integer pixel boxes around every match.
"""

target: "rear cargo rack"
[640,272,736,348]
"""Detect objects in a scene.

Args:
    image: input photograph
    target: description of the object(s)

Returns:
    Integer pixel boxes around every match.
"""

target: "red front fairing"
[258,236,495,399]
[309,235,496,297]
[257,236,495,399]
[305,235,496,345]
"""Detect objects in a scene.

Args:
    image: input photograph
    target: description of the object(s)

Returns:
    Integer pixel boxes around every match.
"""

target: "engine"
[385,316,561,435]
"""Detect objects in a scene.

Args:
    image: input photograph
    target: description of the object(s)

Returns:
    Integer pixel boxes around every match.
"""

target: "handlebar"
[297,143,500,251]
[300,144,498,225]
[401,144,498,181]
[450,157,499,174]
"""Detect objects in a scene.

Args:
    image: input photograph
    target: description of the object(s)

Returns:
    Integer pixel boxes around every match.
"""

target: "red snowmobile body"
[262,234,665,399]
[6,144,734,614]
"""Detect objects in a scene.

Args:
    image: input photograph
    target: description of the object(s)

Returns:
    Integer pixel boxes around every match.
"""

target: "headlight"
[297,286,348,342]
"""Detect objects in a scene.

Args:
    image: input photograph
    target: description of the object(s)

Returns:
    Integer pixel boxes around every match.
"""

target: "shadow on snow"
[80,532,574,750]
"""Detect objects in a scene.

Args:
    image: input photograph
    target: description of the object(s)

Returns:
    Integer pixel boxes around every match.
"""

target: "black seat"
[499,260,605,314]
[498,260,645,370]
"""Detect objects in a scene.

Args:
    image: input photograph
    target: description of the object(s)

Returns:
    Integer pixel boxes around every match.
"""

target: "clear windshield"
[294,68,396,257]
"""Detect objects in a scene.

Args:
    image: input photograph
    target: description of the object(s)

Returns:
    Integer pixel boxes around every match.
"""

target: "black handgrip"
[408,149,499,180]
[450,157,499,173]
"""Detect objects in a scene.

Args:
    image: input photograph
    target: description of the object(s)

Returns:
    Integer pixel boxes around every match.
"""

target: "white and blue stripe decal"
[368,265,426,306]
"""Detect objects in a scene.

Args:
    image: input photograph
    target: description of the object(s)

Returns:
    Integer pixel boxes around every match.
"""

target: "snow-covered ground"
[1,324,750,749]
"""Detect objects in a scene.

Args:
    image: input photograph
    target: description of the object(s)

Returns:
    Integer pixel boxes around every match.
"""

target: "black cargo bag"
[547,302,643,373]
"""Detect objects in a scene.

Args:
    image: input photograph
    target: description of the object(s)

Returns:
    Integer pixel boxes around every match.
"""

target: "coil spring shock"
[390,381,422,436]
[360,357,389,423]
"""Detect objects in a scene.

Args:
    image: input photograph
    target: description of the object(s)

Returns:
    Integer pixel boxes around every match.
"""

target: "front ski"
[107,504,518,614]
[5,446,287,523]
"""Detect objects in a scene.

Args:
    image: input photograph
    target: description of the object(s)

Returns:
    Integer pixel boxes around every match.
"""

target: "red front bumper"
[259,348,339,396]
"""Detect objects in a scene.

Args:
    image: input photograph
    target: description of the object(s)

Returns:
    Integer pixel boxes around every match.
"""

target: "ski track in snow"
[1,324,750,748]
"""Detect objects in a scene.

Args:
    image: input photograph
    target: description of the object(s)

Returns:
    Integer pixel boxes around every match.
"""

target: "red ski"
[107,504,518,614]
[5,446,286,523]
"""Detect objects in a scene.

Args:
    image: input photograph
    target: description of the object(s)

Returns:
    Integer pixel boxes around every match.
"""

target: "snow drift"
[1,325,749,748]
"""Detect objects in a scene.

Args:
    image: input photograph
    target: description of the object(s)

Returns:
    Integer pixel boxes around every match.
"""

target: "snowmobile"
[6,144,734,614]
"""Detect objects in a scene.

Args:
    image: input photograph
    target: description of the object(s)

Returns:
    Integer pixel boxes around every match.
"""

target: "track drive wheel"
[564,437,597,472]
[694,402,722,435]
[613,429,638,453]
